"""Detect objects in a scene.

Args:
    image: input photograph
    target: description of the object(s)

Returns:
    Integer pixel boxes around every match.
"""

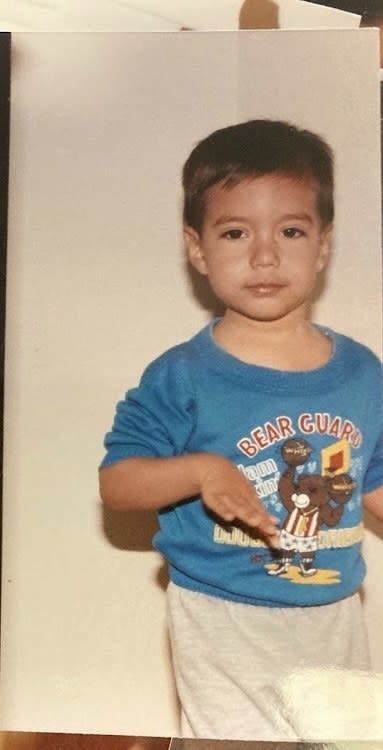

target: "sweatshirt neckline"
[193,319,348,396]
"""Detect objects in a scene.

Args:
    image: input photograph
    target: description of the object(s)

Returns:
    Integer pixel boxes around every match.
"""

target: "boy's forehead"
[203,173,320,218]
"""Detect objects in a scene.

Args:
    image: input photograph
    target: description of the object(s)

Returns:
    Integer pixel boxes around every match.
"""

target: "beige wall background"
[1,30,382,737]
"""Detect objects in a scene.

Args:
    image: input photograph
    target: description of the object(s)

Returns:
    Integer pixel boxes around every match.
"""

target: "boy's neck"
[213,311,333,372]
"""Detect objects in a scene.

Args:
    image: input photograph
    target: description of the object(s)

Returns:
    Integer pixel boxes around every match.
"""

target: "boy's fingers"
[268,533,281,549]
[235,495,277,527]
[228,497,279,533]
[208,495,280,548]
[208,494,237,521]
[204,488,280,541]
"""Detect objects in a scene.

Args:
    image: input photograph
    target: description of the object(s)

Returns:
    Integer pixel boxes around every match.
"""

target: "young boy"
[99,120,383,741]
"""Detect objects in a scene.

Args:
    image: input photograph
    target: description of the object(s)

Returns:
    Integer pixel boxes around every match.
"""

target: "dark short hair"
[182,119,334,232]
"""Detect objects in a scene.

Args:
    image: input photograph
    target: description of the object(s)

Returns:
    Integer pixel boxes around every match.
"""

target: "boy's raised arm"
[99,453,280,546]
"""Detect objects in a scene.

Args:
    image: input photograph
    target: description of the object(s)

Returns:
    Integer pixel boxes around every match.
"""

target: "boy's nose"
[248,236,279,267]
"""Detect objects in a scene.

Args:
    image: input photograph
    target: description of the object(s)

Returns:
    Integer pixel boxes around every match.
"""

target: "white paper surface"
[124,0,360,29]
[0,0,180,30]
[0,0,361,30]
[279,0,360,27]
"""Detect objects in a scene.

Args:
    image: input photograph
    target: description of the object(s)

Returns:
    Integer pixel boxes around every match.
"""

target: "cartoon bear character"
[268,438,356,578]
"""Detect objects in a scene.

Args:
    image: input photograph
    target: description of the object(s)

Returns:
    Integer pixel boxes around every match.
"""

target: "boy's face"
[184,174,332,327]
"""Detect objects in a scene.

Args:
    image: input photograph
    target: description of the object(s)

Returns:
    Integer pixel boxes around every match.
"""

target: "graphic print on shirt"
[213,411,365,586]
[266,437,356,579]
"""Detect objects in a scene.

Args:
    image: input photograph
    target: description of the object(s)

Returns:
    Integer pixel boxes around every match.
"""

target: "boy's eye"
[282,227,305,239]
[221,229,246,240]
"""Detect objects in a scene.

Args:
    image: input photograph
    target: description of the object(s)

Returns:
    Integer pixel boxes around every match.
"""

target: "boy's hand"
[197,453,280,548]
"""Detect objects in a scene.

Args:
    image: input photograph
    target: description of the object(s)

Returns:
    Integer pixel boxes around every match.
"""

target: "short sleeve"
[360,353,383,493]
[100,351,196,468]
[363,427,383,494]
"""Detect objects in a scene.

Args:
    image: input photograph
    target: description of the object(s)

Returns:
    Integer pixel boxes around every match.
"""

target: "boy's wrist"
[188,451,230,490]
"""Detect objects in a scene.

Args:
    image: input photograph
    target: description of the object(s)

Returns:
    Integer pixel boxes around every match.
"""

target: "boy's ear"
[316,224,333,272]
[184,226,208,275]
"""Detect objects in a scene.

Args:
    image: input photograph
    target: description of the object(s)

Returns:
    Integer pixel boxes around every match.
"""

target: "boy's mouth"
[245,283,284,297]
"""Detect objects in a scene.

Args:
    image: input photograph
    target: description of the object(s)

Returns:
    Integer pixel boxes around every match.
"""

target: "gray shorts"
[167,582,372,741]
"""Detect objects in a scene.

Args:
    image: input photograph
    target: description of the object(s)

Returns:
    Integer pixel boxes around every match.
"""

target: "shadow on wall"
[103,507,159,552]
[102,506,169,590]
[239,0,280,29]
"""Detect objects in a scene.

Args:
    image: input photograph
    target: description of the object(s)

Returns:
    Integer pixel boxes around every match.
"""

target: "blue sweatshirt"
[101,322,383,607]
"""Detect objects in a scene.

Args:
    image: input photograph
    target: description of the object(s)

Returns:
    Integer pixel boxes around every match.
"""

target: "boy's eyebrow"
[279,213,314,225]
[281,213,314,224]
[212,215,250,227]
[212,213,315,227]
